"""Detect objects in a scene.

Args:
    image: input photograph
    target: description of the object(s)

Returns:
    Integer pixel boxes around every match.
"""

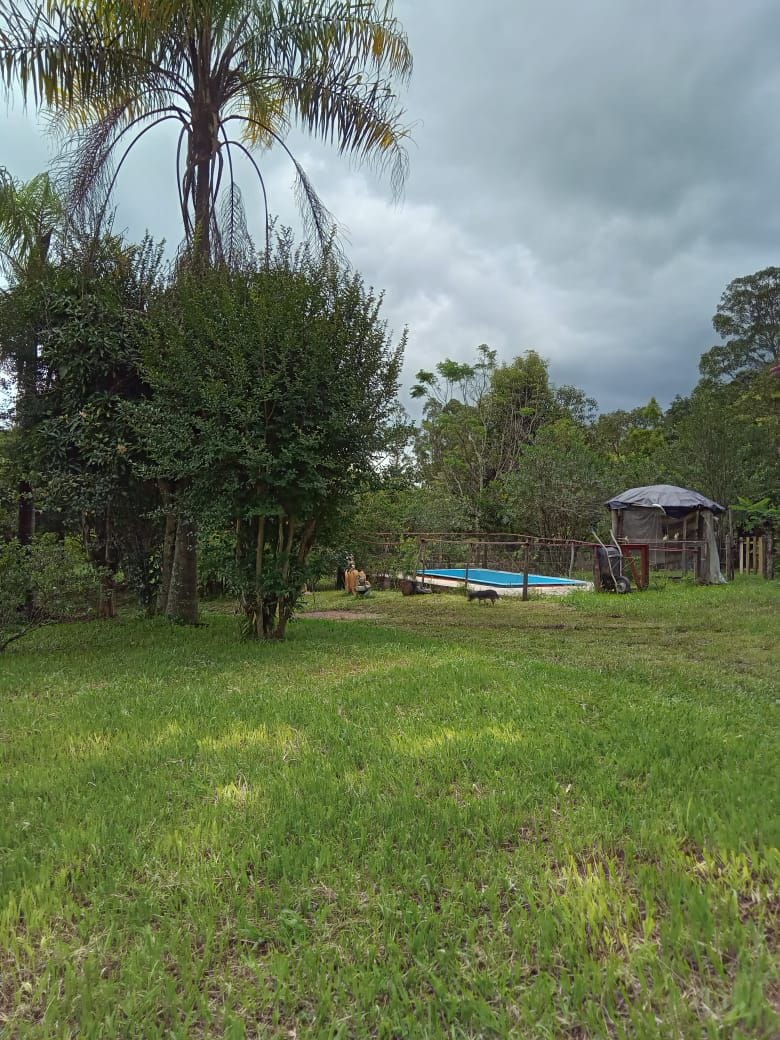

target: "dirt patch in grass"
[301,610,380,621]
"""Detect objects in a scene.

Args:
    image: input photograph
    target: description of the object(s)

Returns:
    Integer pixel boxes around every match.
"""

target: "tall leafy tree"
[26,233,165,616]
[1,0,412,623]
[590,398,667,489]
[412,347,585,530]
[0,429,17,538]
[700,267,780,383]
[664,268,780,513]
[498,419,613,542]
[0,167,65,543]
[136,235,404,639]
[663,381,777,509]
[412,345,497,529]
[487,350,573,477]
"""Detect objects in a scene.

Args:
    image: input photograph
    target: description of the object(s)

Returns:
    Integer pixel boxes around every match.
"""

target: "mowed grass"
[1,580,778,1039]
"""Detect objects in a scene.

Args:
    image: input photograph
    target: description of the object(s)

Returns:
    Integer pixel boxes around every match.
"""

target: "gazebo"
[606,484,726,584]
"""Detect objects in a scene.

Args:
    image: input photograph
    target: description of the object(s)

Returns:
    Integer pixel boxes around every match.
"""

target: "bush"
[0,535,99,651]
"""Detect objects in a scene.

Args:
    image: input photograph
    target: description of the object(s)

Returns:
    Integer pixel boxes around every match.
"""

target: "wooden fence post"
[766,531,775,580]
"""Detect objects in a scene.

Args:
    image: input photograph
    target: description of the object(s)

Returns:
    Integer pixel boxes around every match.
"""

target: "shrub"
[0,535,99,651]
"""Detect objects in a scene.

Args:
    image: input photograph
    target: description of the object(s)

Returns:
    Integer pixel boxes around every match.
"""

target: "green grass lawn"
[1,579,778,1038]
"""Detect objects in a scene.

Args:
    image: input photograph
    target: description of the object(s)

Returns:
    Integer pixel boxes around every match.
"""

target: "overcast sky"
[4,0,780,414]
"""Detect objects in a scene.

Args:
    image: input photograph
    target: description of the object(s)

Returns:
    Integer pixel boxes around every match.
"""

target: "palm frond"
[0,166,64,277]
[2,1,192,113]
[238,0,411,192]
[272,65,410,194]
[225,113,340,256]
[216,181,254,268]
[53,101,188,230]
[291,153,341,258]
[220,137,271,257]
[245,0,413,81]
[2,1,131,109]
[229,80,290,150]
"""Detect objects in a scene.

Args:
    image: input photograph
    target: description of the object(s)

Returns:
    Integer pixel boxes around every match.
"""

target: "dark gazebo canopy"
[606,484,725,519]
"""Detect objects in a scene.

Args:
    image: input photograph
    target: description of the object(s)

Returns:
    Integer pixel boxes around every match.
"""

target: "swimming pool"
[417,567,588,588]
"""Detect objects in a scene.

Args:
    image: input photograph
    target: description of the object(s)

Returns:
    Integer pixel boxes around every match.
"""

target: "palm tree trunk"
[163,148,212,624]
[192,146,212,264]
[166,514,199,624]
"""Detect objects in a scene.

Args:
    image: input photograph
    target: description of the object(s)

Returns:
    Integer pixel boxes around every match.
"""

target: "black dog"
[467,588,499,605]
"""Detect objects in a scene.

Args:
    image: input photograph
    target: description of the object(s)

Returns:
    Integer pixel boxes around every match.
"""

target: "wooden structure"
[606,485,725,584]
[737,535,772,577]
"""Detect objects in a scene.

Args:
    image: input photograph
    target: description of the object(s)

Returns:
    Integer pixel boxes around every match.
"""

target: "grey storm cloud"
[3,0,780,413]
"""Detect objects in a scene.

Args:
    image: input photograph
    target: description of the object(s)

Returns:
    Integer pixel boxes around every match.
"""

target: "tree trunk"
[156,481,177,615]
[261,514,287,637]
[252,515,266,639]
[163,128,212,623]
[99,575,117,619]
[272,518,318,641]
[16,352,36,545]
[17,480,35,546]
[166,515,199,624]
[274,600,292,640]
[270,516,297,639]
[98,507,116,619]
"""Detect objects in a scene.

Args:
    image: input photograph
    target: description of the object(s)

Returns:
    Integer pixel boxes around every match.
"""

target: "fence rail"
[349,532,726,591]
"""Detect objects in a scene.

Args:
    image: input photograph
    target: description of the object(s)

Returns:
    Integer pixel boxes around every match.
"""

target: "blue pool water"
[417,567,588,588]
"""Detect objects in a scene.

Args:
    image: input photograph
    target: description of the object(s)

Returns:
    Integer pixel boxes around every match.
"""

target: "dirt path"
[301,610,380,621]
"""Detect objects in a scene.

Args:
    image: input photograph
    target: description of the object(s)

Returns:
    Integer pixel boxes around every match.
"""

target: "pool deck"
[417,573,594,597]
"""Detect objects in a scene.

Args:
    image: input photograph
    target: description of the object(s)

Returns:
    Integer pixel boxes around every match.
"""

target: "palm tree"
[1,1,411,263]
[0,0,412,621]
[0,169,63,278]
[0,168,65,544]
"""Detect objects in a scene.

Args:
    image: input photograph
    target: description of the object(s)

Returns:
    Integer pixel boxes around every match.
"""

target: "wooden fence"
[736,535,773,577]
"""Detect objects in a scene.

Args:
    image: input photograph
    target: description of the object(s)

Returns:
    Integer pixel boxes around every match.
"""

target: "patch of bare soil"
[301,610,380,621]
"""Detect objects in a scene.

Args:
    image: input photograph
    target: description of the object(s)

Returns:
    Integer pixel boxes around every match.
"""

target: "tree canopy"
[134,233,404,636]
[700,267,780,383]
